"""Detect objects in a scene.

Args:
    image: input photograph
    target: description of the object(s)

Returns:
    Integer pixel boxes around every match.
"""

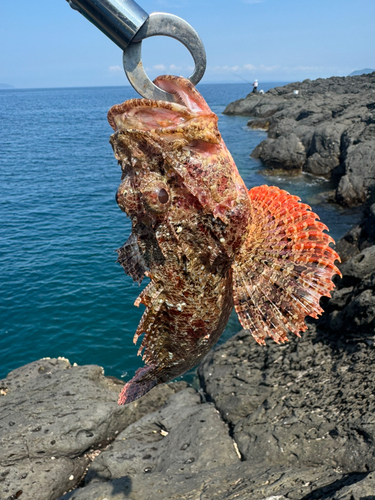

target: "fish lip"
[107,99,193,132]
[108,76,214,131]
[153,75,211,114]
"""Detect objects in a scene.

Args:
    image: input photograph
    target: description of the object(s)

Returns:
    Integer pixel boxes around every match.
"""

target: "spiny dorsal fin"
[233,185,341,345]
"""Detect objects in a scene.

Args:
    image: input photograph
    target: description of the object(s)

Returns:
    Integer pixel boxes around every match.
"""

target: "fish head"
[109,76,225,224]
[109,76,250,258]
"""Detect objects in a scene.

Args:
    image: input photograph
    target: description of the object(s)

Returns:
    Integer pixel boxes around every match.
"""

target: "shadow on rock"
[299,473,368,499]
[60,475,132,500]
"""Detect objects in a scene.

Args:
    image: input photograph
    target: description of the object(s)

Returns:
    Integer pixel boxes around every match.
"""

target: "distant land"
[349,68,375,76]
[0,83,14,89]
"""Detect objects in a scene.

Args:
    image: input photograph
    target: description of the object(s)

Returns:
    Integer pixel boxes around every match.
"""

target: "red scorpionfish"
[108,76,341,405]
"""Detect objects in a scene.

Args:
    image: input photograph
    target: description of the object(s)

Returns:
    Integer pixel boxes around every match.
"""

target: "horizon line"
[0,80,293,91]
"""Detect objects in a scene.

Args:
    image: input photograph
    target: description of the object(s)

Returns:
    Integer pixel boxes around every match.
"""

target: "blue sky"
[1,0,374,88]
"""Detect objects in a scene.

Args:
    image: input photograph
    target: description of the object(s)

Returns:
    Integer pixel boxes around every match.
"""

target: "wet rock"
[252,133,306,170]
[305,123,346,176]
[225,73,375,207]
[0,358,187,500]
[337,141,375,206]
[335,203,375,262]
[322,244,375,338]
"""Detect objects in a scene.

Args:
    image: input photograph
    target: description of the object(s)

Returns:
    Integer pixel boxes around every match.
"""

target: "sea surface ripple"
[0,83,361,381]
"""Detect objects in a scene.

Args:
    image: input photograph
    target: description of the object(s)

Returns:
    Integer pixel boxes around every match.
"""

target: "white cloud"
[258,64,280,72]
[109,65,122,73]
[292,65,325,72]
[146,64,195,76]
[220,65,242,72]
[208,64,269,73]
[153,64,167,71]
[243,0,264,4]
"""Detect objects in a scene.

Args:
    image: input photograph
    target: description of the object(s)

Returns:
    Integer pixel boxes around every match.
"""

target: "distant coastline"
[349,68,375,76]
[0,83,14,89]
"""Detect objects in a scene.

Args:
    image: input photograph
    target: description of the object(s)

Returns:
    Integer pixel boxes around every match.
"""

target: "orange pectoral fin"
[232,185,341,345]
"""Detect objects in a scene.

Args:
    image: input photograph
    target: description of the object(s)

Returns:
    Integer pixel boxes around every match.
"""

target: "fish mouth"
[153,75,211,114]
[107,75,215,133]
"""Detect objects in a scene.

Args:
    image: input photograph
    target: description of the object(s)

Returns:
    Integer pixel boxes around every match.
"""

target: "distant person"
[252,79,258,93]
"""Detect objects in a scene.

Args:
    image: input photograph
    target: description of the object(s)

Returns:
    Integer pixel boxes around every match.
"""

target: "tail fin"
[118,365,158,405]
[233,185,341,345]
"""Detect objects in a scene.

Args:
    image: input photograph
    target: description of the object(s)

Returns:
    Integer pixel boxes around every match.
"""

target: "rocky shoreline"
[2,76,375,499]
[224,72,375,208]
[1,213,375,499]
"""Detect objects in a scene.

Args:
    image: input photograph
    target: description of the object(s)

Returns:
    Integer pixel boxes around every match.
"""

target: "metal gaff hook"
[123,12,206,102]
[66,0,206,101]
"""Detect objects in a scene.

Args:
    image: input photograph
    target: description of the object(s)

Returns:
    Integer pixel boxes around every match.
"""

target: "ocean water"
[0,82,361,382]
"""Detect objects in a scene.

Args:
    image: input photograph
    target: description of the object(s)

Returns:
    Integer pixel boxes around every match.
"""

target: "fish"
[107,76,341,405]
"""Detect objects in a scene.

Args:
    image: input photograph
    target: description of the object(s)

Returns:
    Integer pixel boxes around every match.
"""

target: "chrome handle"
[67,0,148,50]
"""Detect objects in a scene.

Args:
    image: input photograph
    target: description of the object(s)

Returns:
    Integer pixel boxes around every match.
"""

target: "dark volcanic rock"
[225,73,375,207]
[335,202,375,262]
[0,358,186,500]
[337,141,375,206]
[322,243,375,337]
[252,132,306,170]
[199,320,375,490]
[203,325,360,471]
[304,122,346,176]
[197,239,375,498]
[61,388,375,500]
[61,388,242,500]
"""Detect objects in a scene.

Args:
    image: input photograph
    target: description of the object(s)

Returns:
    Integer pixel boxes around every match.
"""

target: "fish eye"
[158,188,169,204]
[141,179,171,213]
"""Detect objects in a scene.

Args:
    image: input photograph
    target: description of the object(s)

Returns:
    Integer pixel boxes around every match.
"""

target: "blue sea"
[0,83,361,382]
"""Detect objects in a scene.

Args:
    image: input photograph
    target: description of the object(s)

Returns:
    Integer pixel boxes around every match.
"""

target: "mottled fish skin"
[108,76,341,405]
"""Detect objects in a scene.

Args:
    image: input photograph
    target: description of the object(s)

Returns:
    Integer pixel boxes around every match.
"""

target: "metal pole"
[67,0,148,50]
